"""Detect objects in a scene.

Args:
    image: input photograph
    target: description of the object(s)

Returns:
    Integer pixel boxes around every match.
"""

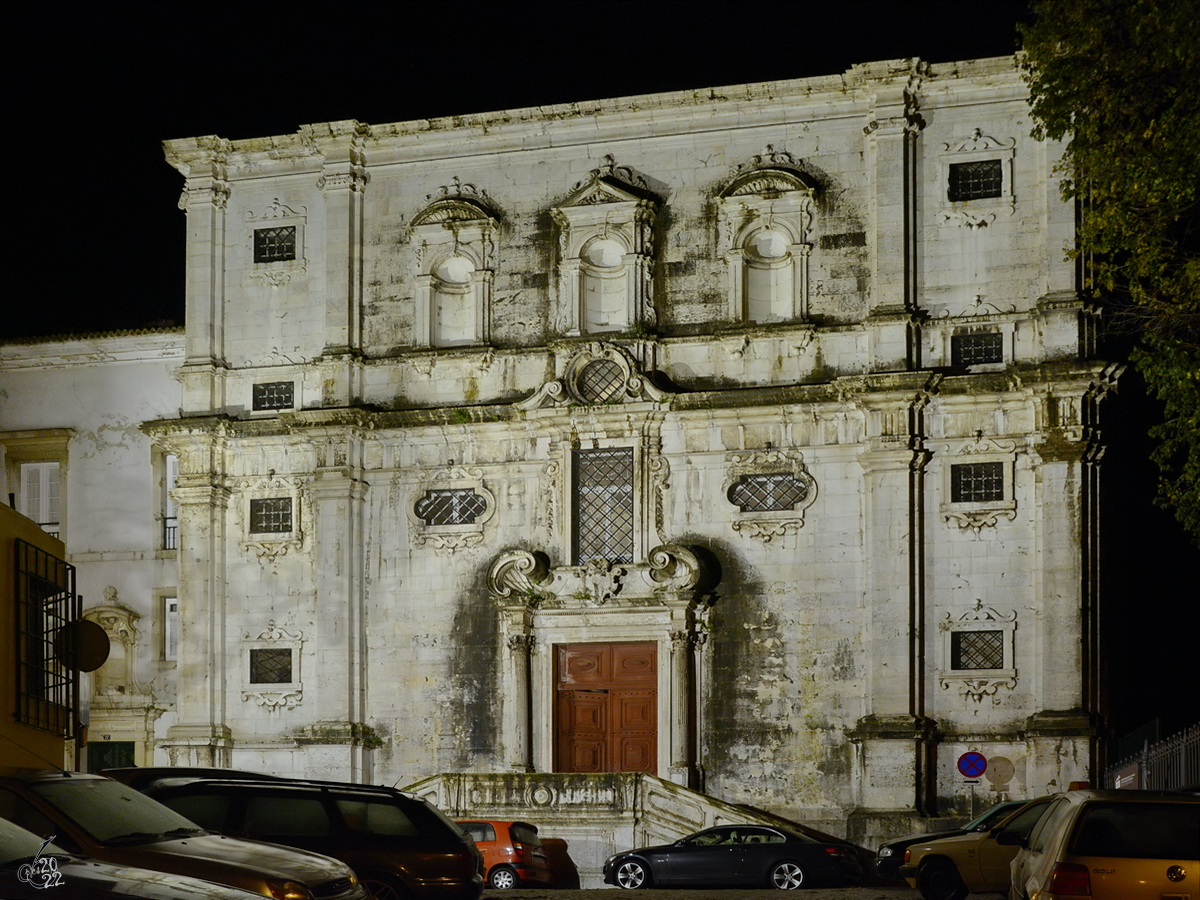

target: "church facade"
[3,55,1117,848]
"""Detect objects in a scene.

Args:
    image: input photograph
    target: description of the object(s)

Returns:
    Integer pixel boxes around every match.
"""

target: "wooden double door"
[555,642,657,774]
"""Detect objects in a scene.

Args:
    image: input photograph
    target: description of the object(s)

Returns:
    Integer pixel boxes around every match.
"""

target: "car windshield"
[966,801,1021,831]
[31,777,205,844]
[0,817,71,866]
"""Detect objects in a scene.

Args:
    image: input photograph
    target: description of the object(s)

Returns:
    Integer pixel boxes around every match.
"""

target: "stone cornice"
[0,331,184,369]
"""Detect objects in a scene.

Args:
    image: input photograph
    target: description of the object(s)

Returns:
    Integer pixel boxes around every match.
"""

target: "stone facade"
[2,56,1118,854]
[0,332,184,767]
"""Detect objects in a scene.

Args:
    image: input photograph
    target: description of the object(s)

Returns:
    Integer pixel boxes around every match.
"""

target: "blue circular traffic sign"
[958,751,988,777]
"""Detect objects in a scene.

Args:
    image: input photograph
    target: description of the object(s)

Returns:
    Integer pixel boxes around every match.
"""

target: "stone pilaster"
[303,428,371,781]
[162,478,233,766]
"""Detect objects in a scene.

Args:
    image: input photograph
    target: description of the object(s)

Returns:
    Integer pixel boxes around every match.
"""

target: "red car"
[456,820,551,890]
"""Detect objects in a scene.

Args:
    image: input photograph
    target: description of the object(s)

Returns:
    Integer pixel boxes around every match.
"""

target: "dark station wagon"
[109,771,483,900]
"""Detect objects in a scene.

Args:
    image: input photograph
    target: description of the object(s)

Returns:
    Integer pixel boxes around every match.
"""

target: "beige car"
[1005,789,1200,900]
[899,796,1053,900]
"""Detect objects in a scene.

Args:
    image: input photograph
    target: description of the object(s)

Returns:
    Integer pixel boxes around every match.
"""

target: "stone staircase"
[406,772,849,888]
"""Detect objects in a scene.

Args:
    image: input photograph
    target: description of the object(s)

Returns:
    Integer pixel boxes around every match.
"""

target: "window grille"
[253,226,297,263]
[573,448,634,565]
[951,462,1004,503]
[250,498,292,534]
[727,473,808,512]
[951,630,1004,670]
[14,539,77,735]
[951,332,1003,366]
[252,382,294,411]
[414,489,487,526]
[577,359,626,404]
[948,160,1003,201]
[249,648,293,684]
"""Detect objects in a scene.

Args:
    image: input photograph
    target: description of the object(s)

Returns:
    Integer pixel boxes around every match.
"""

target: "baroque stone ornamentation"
[488,549,552,605]
[723,449,818,543]
[647,544,700,590]
[517,342,671,410]
[241,620,304,712]
[938,600,1018,705]
[578,557,625,606]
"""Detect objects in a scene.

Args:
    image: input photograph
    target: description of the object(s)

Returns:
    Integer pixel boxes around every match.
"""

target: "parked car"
[1004,789,1200,900]
[899,795,1053,900]
[110,770,483,900]
[603,823,861,889]
[457,819,551,889]
[0,767,368,900]
[0,815,266,899]
[874,799,1026,878]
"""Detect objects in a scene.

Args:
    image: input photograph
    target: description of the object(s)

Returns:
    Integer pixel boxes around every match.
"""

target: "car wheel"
[916,859,968,900]
[615,859,652,889]
[769,861,806,889]
[361,876,406,900]
[489,866,519,890]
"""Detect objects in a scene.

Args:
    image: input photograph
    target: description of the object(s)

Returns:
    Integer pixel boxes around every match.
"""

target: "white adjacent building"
[2,55,1120,866]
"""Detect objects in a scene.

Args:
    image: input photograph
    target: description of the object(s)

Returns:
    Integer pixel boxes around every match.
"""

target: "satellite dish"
[54,619,111,672]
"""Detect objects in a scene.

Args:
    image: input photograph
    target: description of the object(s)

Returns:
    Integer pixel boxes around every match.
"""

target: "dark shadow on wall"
[540,837,580,889]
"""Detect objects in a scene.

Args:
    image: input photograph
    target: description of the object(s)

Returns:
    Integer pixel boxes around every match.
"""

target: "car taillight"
[1046,861,1091,896]
[903,849,912,863]
[824,847,850,857]
[514,842,526,860]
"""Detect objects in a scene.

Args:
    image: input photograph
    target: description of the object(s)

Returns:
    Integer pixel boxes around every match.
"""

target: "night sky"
[8,1,1196,744]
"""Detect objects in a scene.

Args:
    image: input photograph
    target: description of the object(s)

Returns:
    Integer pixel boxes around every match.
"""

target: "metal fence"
[1104,723,1200,791]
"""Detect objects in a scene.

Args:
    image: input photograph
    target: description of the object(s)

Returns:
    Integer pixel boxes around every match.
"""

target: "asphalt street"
[480,888,935,899]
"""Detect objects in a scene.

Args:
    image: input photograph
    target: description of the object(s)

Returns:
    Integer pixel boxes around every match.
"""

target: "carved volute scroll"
[488,549,552,606]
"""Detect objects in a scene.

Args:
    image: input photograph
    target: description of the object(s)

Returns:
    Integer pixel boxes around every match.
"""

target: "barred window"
[727,473,808,512]
[951,630,1004,670]
[948,160,1002,202]
[250,498,292,534]
[573,448,634,565]
[253,382,294,411]
[253,226,297,263]
[951,462,1004,503]
[951,332,1003,366]
[577,359,626,404]
[414,489,487,526]
[250,648,293,684]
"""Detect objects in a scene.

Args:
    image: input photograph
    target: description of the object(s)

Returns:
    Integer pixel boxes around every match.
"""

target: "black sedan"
[603,824,860,890]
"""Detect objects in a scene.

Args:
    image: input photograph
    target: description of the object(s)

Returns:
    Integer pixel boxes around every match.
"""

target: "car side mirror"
[994,830,1025,848]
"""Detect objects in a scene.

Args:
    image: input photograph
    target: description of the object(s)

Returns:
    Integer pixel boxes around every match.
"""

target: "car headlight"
[879,847,894,857]
[604,855,618,869]
[265,881,314,900]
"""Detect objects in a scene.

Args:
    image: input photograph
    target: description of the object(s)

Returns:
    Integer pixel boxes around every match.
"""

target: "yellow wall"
[0,503,73,769]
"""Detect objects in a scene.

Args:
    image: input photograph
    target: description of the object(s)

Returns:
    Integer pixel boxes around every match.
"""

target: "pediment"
[559,155,661,208]
[721,168,814,199]
[560,175,656,208]
[411,198,495,227]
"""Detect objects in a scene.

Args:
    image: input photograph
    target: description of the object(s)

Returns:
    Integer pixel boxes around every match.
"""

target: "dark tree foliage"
[1021,0,1200,544]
